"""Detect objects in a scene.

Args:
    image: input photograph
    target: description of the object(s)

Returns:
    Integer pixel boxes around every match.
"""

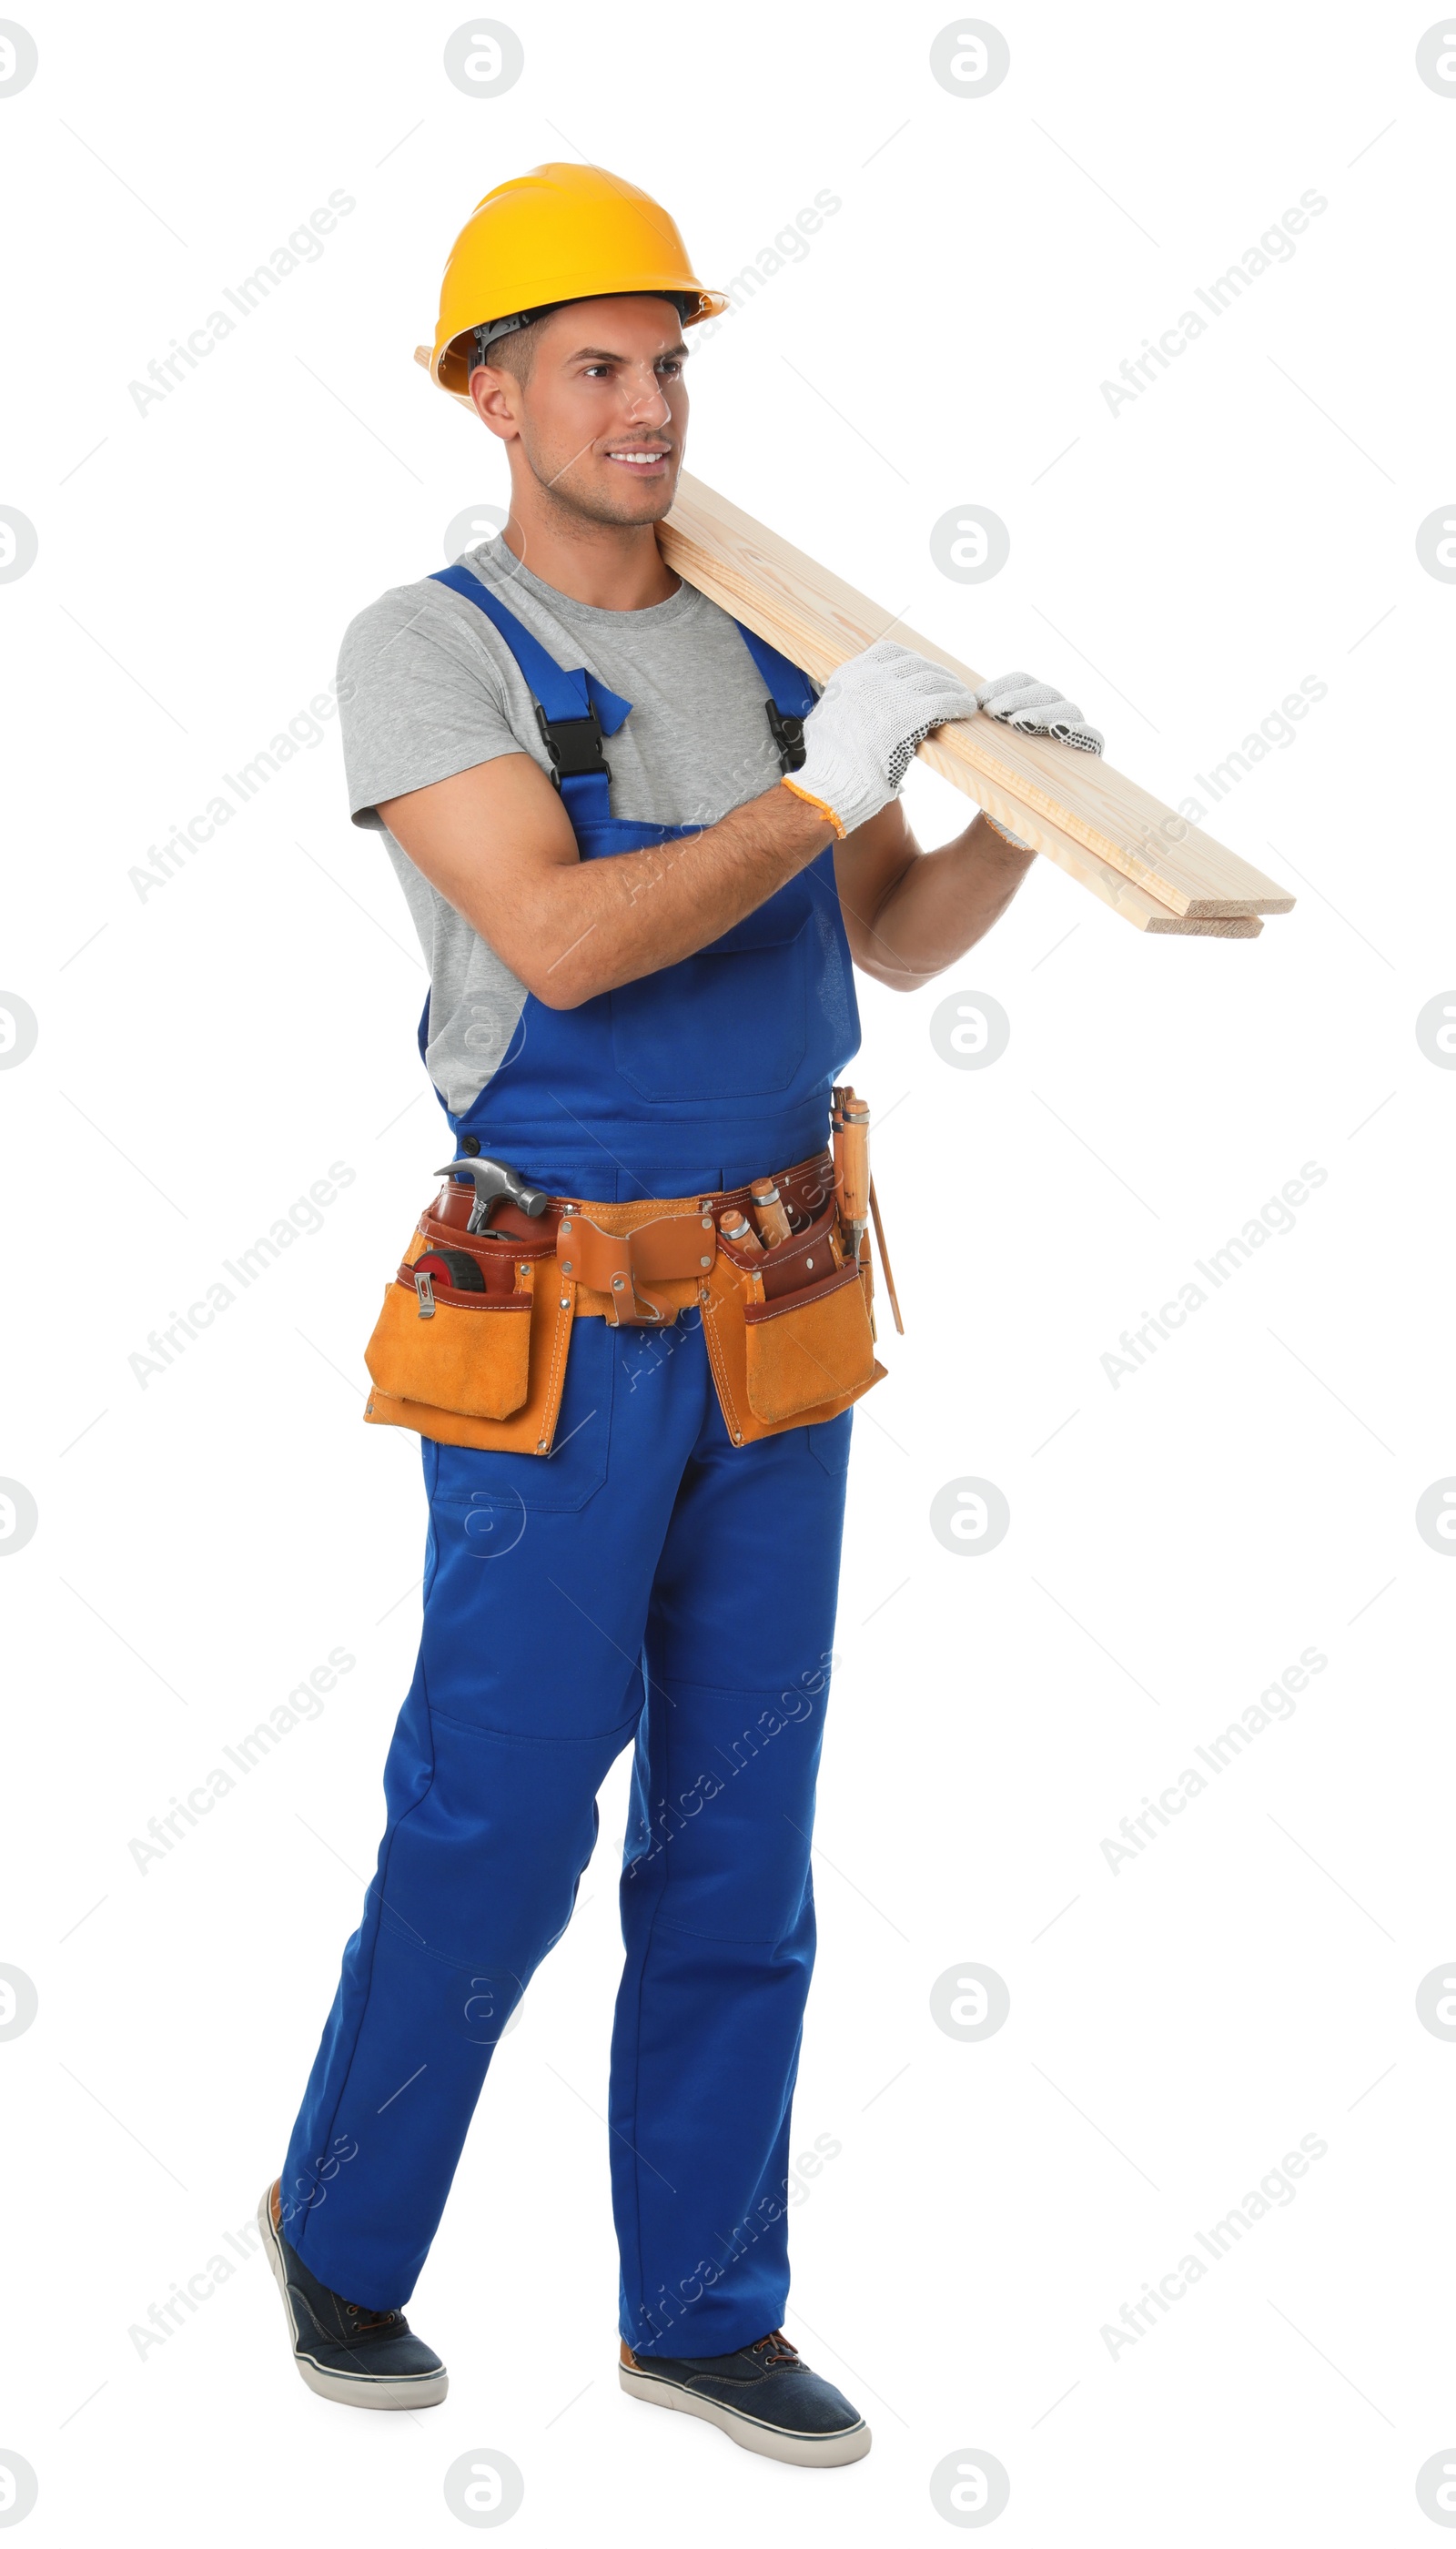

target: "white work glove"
[972,671,1104,755]
[966,668,1104,848]
[785,639,978,837]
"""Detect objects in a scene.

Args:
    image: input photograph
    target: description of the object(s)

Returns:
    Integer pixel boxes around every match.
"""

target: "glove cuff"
[980,809,1032,850]
[780,772,848,839]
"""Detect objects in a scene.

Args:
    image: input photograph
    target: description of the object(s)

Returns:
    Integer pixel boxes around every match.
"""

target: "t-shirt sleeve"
[337,587,531,830]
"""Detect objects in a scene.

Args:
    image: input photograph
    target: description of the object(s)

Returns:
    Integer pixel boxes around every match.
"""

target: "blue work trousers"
[282,1306,850,2355]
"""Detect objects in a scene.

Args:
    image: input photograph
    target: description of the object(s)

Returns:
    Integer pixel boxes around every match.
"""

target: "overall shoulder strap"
[431,561,632,825]
[733,622,816,772]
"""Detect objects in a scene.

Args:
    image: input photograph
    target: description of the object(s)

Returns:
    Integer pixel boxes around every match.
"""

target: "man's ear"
[469,369,522,443]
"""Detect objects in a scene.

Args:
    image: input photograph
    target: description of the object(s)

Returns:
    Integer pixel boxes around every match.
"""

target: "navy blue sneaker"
[258,2180,448,2410]
[620,2329,870,2465]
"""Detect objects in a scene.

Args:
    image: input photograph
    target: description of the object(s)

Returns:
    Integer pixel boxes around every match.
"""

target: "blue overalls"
[282,567,863,2356]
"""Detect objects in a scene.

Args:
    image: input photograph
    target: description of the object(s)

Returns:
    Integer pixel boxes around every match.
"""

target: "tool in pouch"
[409,1154,551,1320]
[362,1128,900,1454]
[830,1086,904,1340]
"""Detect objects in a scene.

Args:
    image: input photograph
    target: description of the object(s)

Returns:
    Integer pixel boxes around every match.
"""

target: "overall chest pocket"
[611,899,811,1101]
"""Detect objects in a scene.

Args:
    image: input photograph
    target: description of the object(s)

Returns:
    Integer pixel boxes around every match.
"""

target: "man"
[261,162,1100,2467]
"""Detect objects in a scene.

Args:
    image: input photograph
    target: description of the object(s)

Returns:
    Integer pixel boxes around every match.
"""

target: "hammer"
[435,1154,553,1235]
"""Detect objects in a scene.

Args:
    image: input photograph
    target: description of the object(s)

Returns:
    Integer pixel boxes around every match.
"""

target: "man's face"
[475,295,690,525]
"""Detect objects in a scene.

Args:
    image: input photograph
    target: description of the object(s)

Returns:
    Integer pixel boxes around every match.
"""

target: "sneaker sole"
[619,2361,871,2467]
[257,2182,449,2411]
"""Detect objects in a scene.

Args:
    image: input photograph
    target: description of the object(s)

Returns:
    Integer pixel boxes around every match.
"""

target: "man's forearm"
[470,781,831,1007]
[537,784,833,1006]
[855,814,1034,987]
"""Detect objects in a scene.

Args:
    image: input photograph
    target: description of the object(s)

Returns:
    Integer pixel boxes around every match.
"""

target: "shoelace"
[343,2300,401,2336]
[748,2330,801,2369]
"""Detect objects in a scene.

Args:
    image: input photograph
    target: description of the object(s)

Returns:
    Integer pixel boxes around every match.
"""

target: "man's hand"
[973,671,1104,755]
[831,652,1110,986]
[784,640,979,837]
[785,643,1103,854]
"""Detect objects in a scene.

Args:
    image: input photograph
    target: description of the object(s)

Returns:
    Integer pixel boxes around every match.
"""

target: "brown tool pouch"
[744,1263,875,1421]
[364,1203,574,1455]
[699,1196,884,1446]
[363,1142,888,1455]
[366,1271,533,1421]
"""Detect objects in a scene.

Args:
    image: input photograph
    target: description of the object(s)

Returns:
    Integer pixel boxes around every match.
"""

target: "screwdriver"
[719,1208,763,1252]
[834,1089,871,1268]
[749,1178,793,1248]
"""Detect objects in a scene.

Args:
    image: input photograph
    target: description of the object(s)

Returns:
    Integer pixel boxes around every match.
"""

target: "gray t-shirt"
[339,539,802,1116]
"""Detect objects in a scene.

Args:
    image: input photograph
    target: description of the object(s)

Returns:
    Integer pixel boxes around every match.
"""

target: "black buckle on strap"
[534,700,608,788]
[765,699,807,774]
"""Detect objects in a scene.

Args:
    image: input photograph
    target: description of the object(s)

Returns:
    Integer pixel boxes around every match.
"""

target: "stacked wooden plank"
[416,351,1291,937]
[658,476,1293,939]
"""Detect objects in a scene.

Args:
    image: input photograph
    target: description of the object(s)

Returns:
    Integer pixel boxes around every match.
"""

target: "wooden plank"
[658,474,1293,923]
[912,732,1259,935]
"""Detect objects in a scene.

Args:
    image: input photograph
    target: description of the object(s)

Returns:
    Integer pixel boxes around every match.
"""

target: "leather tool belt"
[362,1144,889,1455]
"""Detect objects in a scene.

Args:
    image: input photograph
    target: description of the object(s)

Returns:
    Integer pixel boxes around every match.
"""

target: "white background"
[3,2,1455,2540]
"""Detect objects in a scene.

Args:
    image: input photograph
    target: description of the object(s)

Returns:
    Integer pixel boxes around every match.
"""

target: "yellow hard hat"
[427,162,729,395]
